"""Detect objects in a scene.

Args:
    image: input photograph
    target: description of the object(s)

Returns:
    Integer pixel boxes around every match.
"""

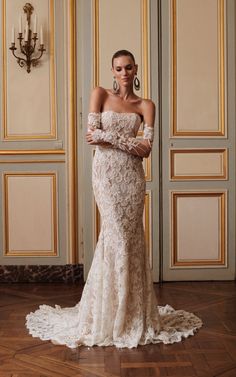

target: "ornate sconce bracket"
[9,2,46,73]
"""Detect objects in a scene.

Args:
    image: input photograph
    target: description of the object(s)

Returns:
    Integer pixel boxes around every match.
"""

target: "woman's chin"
[120,81,132,88]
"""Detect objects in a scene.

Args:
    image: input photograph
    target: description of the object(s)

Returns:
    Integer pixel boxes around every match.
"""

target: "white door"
[77,0,161,281]
[160,0,235,280]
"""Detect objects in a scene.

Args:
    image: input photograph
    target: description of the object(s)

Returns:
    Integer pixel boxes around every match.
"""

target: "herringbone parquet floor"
[0,281,236,377]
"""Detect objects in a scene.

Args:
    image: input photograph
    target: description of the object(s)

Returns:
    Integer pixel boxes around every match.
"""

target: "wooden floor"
[0,281,236,377]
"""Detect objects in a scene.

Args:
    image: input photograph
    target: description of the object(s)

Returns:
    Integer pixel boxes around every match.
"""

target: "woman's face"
[112,55,137,88]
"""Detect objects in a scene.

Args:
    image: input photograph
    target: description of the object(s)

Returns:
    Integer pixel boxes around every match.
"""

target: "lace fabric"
[25,111,202,349]
[88,112,154,158]
[87,112,101,129]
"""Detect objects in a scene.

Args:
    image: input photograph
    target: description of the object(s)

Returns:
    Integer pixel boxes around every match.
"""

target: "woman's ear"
[135,64,138,75]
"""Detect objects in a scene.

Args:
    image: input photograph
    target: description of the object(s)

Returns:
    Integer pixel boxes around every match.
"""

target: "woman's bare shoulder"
[140,98,156,111]
[139,98,156,126]
[91,86,108,97]
[89,87,109,111]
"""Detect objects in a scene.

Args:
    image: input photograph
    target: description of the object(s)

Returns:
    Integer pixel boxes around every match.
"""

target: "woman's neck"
[116,86,134,101]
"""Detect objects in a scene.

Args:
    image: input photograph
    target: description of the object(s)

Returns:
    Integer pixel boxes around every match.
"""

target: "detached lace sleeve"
[87,112,101,129]
[91,123,154,158]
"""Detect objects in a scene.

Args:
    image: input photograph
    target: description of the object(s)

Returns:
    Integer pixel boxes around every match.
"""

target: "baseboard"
[0,264,84,283]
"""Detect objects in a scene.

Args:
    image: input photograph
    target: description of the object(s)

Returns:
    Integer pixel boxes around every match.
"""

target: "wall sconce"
[9,3,46,73]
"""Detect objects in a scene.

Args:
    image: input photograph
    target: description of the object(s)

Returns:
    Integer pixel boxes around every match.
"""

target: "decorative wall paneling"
[0,0,78,267]
[4,172,58,256]
[161,0,235,281]
[93,0,150,99]
[68,0,78,264]
[170,148,228,181]
[0,150,65,155]
[171,191,227,267]
[0,163,67,264]
[171,0,226,137]
[2,0,56,140]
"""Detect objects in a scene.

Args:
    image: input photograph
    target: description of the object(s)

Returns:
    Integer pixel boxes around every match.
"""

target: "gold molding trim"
[219,0,225,136]
[68,0,78,263]
[0,159,65,164]
[2,0,6,140]
[0,150,65,155]
[170,148,228,181]
[93,0,99,87]
[141,0,149,99]
[93,0,150,98]
[171,191,227,267]
[172,0,177,136]
[171,0,226,137]
[143,154,151,181]
[2,0,57,140]
[49,0,56,140]
[4,172,58,257]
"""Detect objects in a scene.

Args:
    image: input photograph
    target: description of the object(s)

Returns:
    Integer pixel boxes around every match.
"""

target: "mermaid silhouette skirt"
[25,112,202,348]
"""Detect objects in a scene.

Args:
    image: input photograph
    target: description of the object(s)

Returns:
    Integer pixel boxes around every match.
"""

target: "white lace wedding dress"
[26,111,202,349]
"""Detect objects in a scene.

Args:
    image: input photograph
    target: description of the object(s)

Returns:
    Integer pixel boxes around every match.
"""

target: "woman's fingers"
[86,131,93,143]
[86,132,98,145]
[86,130,110,146]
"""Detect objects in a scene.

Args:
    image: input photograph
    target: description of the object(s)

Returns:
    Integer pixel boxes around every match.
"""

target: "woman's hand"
[86,128,97,145]
[86,128,111,147]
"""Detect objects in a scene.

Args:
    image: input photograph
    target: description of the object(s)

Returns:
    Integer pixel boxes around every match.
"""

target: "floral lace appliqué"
[26,111,202,349]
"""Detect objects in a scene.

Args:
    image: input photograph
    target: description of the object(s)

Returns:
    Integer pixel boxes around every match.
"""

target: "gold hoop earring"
[134,76,140,91]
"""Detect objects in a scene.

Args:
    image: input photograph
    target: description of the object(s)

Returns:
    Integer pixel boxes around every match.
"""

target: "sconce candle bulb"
[19,14,22,33]
[34,14,37,33]
[40,25,43,45]
[24,22,29,42]
[9,3,46,73]
[11,26,15,43]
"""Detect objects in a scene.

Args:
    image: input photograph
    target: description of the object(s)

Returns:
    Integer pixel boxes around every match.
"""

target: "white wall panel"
[0,0,72,267]
[171,0,226,136]
[170,149,227,180]
[2,0,56,139]
[93,0,150,98]
[99,0,141,89]
[4,173,57,256]
[160,0,235,281]
[171,191,226,267]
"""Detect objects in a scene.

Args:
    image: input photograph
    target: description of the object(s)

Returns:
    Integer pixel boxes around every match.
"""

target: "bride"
[26,50,202,348]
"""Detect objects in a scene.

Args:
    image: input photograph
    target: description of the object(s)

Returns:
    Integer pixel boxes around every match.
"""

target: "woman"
[26,50,202,348]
